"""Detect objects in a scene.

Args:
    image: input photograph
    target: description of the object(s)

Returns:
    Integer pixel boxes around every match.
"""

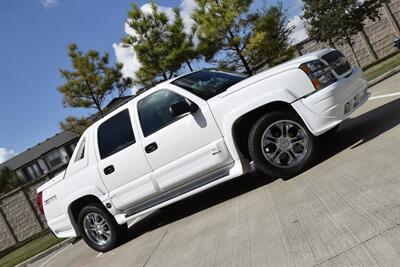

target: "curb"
[15,237,79,267]
[368,66,400,87]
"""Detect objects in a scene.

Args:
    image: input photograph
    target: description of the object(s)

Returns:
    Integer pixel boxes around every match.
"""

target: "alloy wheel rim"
[261,120,309,168]
[83,212,112,246]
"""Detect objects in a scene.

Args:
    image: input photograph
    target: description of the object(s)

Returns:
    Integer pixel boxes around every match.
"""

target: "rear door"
[134,87,233,192]
[94,107,160,210]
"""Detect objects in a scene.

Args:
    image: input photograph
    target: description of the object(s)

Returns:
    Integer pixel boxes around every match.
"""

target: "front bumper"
[292,67,369,136]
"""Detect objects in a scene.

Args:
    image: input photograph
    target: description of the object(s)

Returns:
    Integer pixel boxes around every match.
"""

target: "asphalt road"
[32,73,400,267]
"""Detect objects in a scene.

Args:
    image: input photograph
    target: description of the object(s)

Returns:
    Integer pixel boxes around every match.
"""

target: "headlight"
[299,60,337,90]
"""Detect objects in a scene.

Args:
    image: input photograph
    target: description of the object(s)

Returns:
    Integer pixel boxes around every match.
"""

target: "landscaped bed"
[0,233,64,267]
[364,52,400,81]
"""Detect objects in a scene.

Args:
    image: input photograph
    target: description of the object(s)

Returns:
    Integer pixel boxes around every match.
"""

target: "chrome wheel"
[261,120,309,168]
[83,213,112,246]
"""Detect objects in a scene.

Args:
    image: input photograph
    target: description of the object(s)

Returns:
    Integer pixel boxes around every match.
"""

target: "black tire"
[248,111,319,179]
[77,203,127,252]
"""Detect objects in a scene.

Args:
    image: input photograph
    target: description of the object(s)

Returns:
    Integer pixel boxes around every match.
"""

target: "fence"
[0,177,50,253]
[295,0,400,67]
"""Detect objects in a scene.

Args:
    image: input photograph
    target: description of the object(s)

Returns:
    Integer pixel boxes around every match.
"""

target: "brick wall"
[0,177,50,253]
[296,1,400,67]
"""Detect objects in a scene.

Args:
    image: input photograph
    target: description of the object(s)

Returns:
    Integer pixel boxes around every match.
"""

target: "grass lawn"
[0,233,64,267]
[363,52,400,81]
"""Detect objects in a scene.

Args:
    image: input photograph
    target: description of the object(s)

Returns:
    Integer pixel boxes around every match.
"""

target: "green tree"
[123,1,199,86]
[245,3,295,69]
[60,116,93,135]
[302,0,385,66]
[192,0,294,75]
[165,9,199,72]
[0,167,23,194]
[58,43,132,133]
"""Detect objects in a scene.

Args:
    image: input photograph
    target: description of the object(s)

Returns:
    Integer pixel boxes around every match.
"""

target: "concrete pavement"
[31,73,400,267]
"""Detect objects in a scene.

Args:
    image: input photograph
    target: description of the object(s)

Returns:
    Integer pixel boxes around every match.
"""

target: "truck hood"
[37,170,66,193]
[221,48,334,96]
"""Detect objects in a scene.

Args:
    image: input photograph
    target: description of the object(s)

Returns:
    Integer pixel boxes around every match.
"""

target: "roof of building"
[0,131,79,171]
[105,95,133,111]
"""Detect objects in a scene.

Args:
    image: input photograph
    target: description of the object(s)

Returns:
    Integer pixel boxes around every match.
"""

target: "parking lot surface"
[32,73,400,267]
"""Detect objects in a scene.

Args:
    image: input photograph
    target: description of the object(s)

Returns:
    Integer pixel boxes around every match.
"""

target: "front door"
[135,88,233,191]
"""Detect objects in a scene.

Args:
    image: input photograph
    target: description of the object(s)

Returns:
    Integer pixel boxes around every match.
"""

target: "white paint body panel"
[131,86,232,191]
[37,48,369,239]
[93,106,159,210]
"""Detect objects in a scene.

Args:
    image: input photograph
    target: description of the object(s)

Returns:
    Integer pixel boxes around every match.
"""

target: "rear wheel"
[77,204,127,252]
[248,111,319,179]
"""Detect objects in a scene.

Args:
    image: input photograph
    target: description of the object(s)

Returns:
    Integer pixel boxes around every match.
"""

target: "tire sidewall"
[77,204,122,252]
[248,111,318,179]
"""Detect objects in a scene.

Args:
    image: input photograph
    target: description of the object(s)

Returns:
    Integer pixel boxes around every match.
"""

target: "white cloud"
[0,148,16,164]
[112,43,141,94]
[180,0,197,33]
[40,0,59,9]
[112,0,198,94]
[288,15,308,44]
[141,3,175,21]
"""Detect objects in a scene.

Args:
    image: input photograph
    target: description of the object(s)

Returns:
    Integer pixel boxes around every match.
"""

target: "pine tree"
[58,43,130,116]
[123,1,199,86]
[60,116,93,135]
[58,43,131,133]
[192,0,294,75]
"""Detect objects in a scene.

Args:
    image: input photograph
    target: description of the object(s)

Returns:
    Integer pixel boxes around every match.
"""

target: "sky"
[0,0,306,163]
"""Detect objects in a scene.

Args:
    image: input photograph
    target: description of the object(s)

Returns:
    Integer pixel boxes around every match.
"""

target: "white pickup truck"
[37,48,369,252]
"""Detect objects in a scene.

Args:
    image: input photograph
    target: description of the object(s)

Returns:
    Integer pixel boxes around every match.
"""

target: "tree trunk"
[227,30,253,75]
[186,60,193,72]
[93,99,103,117]
[346,36,360,67]
[234,46,252,75]
[328,39,336,49]
[89,88,103,116]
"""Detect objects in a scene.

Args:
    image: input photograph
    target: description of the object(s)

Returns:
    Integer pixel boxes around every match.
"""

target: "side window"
[138,90,186,137]
[98,109,136,159]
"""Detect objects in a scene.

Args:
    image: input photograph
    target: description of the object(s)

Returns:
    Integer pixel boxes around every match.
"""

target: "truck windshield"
[171,70,246,100]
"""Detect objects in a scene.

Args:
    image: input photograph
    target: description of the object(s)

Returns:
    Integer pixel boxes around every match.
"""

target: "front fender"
[209,89,299,161]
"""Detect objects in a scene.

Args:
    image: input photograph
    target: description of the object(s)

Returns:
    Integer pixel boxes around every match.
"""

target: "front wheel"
[77,204,127,252]
[248,111,319,179]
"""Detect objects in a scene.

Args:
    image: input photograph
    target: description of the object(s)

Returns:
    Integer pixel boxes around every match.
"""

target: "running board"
[124,167,231,218]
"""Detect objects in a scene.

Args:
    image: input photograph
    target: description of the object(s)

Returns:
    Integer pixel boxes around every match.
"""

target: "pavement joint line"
[142,229,169,267]
[312,222,400,267]
[369,92,400,100]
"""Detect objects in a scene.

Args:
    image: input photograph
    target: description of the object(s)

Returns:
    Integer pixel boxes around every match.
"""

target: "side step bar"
[124,167,231,218]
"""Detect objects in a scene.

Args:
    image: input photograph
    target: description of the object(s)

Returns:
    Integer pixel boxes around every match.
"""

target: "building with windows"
[0,131,79,182]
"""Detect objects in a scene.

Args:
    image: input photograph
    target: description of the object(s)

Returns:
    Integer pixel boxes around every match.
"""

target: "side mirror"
[169,100,198,117]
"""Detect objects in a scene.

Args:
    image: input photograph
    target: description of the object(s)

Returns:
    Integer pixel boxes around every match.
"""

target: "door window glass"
[98,109,136,159]
[138,90,186,137]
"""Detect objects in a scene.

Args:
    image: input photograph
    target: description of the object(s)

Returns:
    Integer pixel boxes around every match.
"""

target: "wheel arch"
[232,101,298,160]
[68,195,104,235]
